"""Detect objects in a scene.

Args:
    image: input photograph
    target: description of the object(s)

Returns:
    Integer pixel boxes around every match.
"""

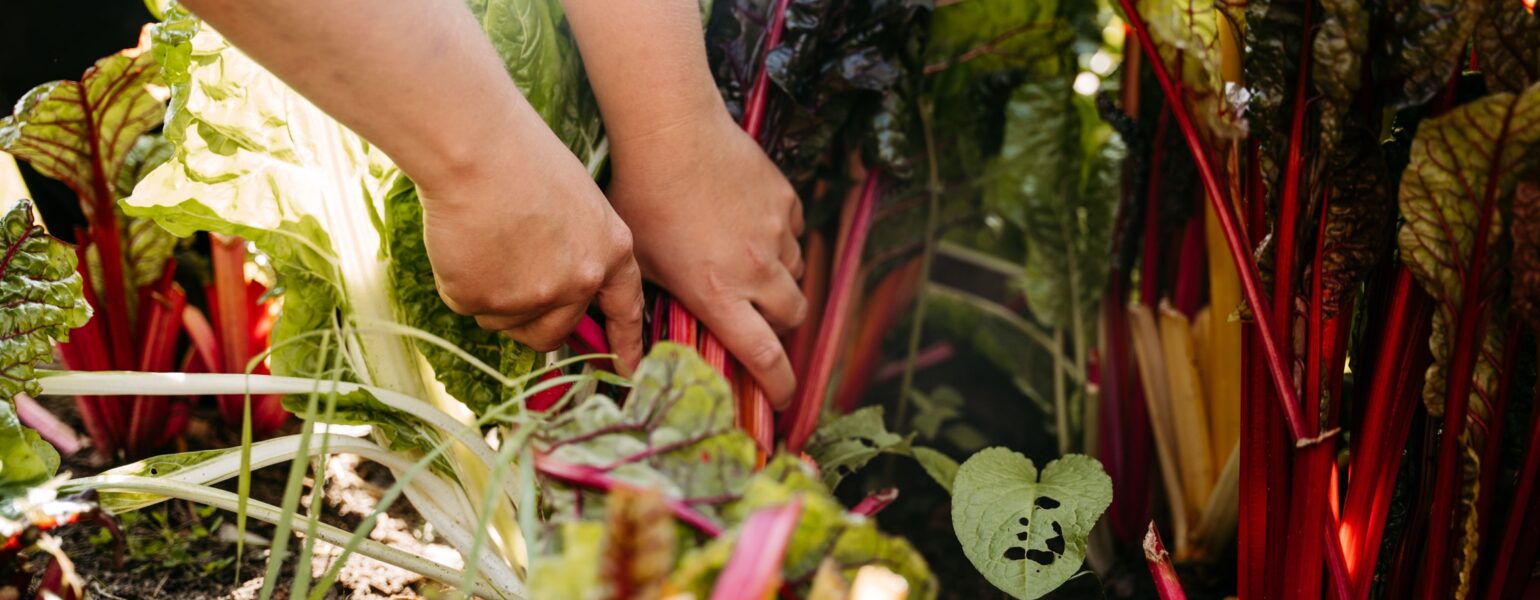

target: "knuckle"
[521,281,562,309]
[574,265,606,296]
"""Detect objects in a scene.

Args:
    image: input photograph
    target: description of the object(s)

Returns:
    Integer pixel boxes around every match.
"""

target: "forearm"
[179,0,547,184]
[559,0,727,145]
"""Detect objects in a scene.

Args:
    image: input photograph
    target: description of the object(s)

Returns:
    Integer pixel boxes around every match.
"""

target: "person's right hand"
[414,110,645,375]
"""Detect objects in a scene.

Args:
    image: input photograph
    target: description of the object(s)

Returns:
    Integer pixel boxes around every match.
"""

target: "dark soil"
[21,394,378,599]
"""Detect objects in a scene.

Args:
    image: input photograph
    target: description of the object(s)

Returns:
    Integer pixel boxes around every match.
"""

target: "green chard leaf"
[924,0,1069,94]
[1,201,92,402]
[1398,83,1540,595]
[911,446,959,493]
[951,449,1112,600]
[0,201,87,490]
[382,177,536,416]
[538,343,757,525]
[119,136,181,292]
[0,27,164,218]
[805,406,909,490]
[1,399,60,492]
[986,79,1122,331]
[1478,0,1540,94]
[128,12,369,383]
[468,0,604,164]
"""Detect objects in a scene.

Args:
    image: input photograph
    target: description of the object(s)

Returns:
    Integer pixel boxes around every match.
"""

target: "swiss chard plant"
[0,27,283,458]
[1102,0,1540,597]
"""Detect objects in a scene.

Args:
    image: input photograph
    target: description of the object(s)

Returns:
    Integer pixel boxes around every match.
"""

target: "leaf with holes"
[952,448,1111,600]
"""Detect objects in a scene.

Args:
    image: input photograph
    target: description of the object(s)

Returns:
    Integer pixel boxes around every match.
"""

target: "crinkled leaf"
[805,406,908,490]
[0,27,164,218]
[539,343,757,524]
[952,449,1111,600]
[1512,181,1540,328]
[1478,0,1540,94]
[467,0,603,163]
[382,177,536,416]
[1311,0,1369,153]
[128,13,377,382]
[1317,120,1394,316]
[708,0,927,182]
[0,201,91,402]
[598,486,677,600]
[1243,0,1304,243]
[986,79,1122,330]
[1376,0,1482,108]
[911,446,958,493]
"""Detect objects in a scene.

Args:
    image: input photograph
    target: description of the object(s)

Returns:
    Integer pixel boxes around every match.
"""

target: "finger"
[753,266,808,335]
[596,256,645,376]
[780,233,804,280]
[698,300,796,409]
[502,302,590,352]
[475,313,532,332]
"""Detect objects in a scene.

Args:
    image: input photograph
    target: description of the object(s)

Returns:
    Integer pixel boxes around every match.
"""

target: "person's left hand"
[605,106,807,408]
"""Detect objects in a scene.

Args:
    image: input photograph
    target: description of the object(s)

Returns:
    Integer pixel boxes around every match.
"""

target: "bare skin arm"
[561,0,808,407]
[176,0,645,373]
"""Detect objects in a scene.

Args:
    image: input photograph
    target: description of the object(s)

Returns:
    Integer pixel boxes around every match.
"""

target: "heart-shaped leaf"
[951,448,1112,600]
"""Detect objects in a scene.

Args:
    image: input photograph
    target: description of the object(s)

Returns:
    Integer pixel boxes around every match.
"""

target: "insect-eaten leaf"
[951,448,1112,600]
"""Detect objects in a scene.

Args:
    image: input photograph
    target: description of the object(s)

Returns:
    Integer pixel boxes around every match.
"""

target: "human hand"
[415,112,645,375]
[606,107,807,407]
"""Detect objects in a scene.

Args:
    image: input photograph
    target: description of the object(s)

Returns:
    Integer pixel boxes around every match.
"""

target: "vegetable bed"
[9,0,1540,598]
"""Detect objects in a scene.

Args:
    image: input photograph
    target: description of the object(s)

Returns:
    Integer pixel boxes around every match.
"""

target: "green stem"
[895,100,943,432]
